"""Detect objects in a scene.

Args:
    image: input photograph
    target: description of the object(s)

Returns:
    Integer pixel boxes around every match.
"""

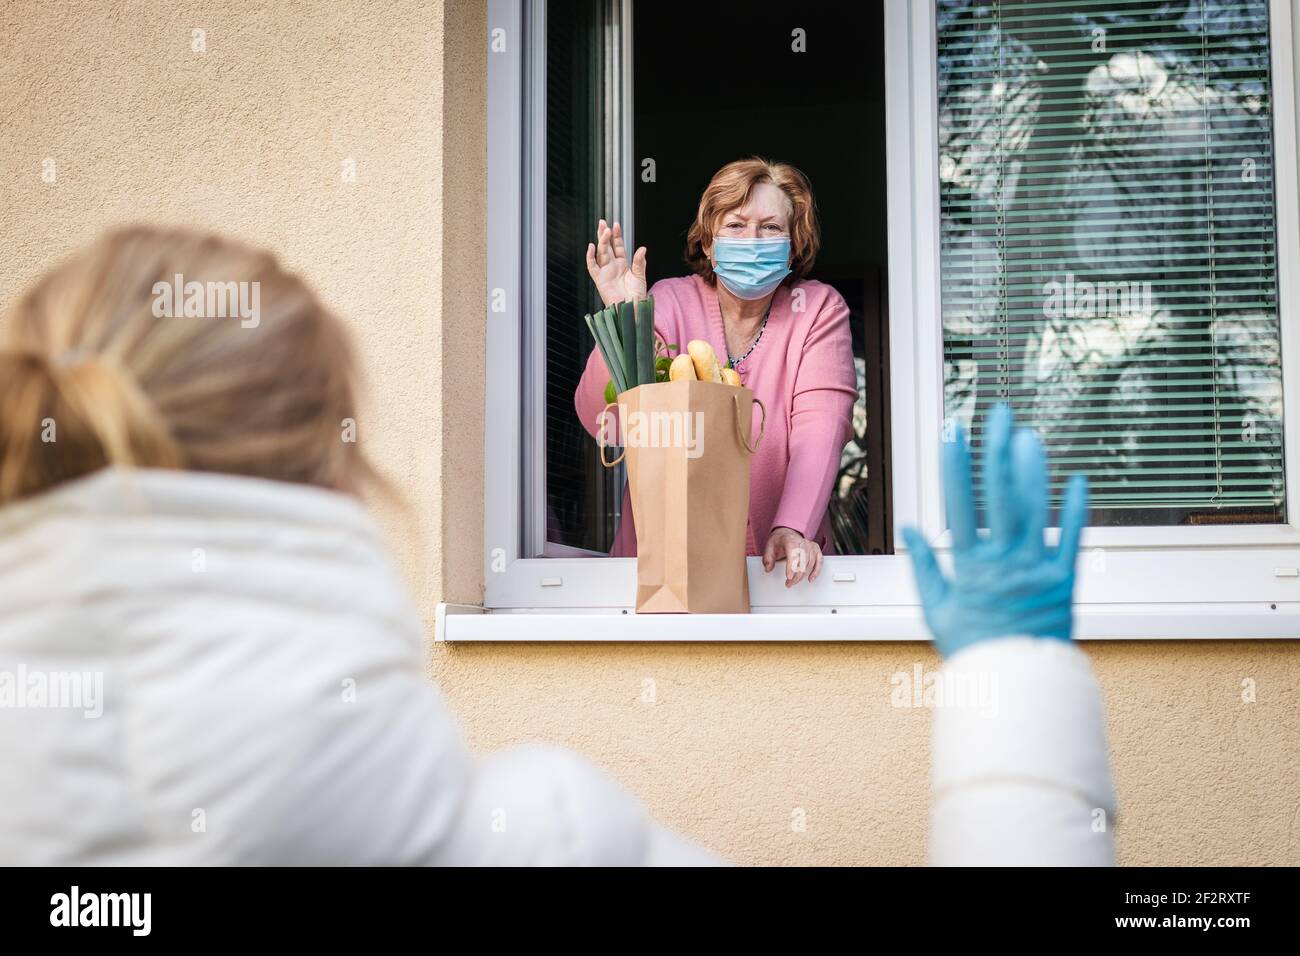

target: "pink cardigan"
[574,274,858,557]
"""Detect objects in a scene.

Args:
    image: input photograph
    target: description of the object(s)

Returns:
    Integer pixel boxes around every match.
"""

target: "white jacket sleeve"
[929,637,1116,866]
[244,635,722,867]
[437,743,721,866]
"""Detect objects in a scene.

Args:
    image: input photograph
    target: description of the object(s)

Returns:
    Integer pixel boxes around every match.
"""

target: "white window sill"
[459,553,1300,641]
[435,601,1300,642]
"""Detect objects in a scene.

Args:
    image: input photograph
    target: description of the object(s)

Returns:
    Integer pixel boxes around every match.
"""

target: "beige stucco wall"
[1,0,1296,865]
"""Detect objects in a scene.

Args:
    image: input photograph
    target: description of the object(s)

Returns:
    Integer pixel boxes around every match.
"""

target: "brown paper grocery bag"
[601,380,766,613]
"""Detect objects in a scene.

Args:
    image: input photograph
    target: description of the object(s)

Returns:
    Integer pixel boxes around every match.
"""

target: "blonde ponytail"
[0,353,61,502]
[0,350,185,503]
[59,355,186,464]
[0,226,379,505]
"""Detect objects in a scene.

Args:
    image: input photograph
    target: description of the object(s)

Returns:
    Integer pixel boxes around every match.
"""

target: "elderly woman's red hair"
[684,157,821,283]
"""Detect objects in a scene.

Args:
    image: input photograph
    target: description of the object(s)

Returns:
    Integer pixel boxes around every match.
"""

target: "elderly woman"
[574,158,857,587]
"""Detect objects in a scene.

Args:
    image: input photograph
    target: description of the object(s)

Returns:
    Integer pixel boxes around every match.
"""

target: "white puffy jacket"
[0,468,1114,865]
[930,637,1117,865]
[0,468,714,865]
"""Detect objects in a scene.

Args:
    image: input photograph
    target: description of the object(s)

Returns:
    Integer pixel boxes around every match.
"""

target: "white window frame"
[454,0,1300,641]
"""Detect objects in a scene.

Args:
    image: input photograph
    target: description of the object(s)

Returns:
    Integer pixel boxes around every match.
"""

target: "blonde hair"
[684,157,821,283]
[0,225,380,504]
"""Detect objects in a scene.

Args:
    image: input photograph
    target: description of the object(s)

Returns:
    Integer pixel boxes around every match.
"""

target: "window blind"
[937,0,1287,527]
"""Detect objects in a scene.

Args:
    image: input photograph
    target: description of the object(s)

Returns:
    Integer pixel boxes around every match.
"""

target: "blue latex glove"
[901,403,1089,659]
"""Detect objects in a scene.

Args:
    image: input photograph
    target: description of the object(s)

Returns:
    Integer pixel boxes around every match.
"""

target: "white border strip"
[438,602,1300,641]
[485,0,525,596]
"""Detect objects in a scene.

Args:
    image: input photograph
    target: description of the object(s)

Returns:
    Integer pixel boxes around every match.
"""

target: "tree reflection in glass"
[938,0,1285,527]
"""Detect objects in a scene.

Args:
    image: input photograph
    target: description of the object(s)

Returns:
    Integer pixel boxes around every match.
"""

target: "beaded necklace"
[727,302,772,369]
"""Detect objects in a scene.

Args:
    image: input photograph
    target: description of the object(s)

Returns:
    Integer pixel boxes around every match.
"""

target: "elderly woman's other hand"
[763,525,823,587]
[585,219,647,307]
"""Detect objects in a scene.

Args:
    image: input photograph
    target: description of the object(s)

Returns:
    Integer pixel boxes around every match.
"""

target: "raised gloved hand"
[901,403,1089,659]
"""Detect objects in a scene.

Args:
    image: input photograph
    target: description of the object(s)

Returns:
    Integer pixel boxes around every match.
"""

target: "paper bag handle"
[598,401,626,467]
[736,394,766,454]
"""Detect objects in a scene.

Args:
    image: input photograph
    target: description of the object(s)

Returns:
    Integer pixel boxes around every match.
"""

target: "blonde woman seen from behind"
[0,226,716,865]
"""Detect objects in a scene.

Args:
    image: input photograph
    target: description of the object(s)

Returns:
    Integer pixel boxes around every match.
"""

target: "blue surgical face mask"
[711,236,792,300]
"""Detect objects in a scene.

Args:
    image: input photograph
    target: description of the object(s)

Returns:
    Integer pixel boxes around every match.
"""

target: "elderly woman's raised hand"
[585,219,647,306]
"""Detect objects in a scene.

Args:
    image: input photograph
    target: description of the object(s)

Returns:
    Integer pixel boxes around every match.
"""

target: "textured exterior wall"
[1,0,1297,866]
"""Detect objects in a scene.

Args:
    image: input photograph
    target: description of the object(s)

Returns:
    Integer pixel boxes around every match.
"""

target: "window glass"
[937,0,1286,527]
[544,0,625,553]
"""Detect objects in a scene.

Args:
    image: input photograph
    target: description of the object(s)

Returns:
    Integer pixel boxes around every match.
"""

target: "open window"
[538,0,892,558]
[462,0,1300,640]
